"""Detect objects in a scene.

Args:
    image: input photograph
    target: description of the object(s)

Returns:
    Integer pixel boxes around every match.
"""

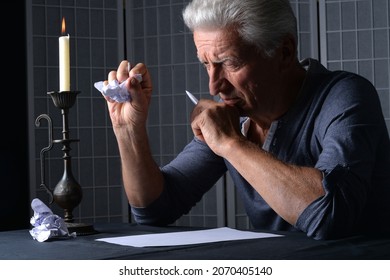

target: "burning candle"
[59,17,70,91]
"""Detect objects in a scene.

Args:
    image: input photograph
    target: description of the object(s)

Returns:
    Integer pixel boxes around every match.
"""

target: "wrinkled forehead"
[193,29,253,61]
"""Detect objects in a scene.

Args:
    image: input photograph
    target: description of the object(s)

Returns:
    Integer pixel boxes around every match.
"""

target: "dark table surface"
[0,223,389,260]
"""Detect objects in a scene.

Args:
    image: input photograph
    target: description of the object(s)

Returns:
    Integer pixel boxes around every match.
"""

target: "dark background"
[0,0,30,230]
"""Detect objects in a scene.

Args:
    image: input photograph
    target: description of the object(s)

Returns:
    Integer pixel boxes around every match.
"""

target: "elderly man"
[101,0,390,240]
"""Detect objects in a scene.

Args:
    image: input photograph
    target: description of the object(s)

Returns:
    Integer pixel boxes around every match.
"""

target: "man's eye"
[202,62,210,70]
[221,59,240,70]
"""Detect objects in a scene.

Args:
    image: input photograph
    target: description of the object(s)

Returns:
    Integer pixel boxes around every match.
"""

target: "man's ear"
[279,34,297,69]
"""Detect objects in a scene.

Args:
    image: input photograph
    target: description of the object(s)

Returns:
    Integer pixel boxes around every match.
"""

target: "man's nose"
[208,66,225,96]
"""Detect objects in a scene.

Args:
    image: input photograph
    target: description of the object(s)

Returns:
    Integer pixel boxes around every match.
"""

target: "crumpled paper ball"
[94,74,142,103]
[29,198,76,242]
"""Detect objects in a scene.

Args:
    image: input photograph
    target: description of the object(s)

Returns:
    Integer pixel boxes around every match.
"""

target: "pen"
[185,90,199,105]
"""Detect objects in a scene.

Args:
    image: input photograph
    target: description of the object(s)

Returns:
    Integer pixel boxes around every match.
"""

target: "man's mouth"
[221,97,241,106]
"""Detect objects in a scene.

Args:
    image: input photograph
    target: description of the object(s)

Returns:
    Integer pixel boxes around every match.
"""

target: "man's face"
[194,28,282,117]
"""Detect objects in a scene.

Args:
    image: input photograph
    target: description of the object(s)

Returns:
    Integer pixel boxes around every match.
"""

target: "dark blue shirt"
[132,58,390,240]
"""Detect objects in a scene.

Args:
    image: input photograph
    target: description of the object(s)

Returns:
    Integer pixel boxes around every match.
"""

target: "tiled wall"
[27,0,390,229]
[320,0,390,133]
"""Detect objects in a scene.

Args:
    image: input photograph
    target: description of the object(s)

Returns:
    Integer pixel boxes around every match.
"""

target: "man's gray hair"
[183,0,298,57]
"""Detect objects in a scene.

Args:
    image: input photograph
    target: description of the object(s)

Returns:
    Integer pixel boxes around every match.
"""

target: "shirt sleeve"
[131,137,227,225]
[295,73,388,240]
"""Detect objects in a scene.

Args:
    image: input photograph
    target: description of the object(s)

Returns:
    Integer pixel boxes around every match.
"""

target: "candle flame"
[61,17,66,35]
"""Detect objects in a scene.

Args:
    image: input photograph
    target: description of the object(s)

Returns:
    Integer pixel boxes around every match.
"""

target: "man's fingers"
[108,71,117,83]
[117,60,130,82]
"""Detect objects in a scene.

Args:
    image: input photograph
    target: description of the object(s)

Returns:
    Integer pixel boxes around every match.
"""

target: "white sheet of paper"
[95,227,283,247]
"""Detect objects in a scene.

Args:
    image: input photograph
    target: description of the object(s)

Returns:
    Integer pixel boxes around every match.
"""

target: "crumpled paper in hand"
[29,198,76,242]
[94,74,142,103]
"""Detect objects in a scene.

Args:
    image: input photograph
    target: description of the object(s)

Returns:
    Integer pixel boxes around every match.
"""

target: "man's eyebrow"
[197,56,236,64]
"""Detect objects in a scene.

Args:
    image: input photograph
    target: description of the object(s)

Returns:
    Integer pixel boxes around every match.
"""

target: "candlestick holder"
[35,90,96,235]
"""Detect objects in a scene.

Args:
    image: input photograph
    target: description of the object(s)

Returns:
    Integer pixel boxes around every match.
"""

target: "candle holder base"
[66,222,97,236]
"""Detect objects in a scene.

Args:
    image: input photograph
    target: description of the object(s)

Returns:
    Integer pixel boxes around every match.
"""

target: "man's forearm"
[222,137,325,225]
[115,126,164,207]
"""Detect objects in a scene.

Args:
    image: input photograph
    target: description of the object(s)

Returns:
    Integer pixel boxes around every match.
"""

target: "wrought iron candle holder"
[35,90,95,235]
